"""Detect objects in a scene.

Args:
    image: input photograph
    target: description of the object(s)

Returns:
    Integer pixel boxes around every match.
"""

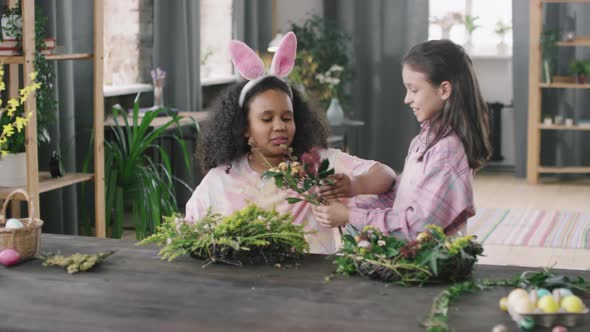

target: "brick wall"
[104,0,153,85]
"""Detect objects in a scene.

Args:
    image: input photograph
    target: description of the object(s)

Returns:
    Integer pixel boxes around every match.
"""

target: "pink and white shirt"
[349,122,475,240]
[186,148,381,254]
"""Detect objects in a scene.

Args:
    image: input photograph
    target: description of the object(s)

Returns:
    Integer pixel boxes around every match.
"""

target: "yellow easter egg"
[499,297,509,312]
[561,295,585,313]
[537,295,560,313]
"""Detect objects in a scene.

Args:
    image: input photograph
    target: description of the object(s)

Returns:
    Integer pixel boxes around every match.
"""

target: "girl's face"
[402,64,451,123]
[245,89,296,158]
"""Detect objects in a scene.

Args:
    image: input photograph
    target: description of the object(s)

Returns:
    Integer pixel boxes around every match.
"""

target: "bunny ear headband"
[229,31,297,107]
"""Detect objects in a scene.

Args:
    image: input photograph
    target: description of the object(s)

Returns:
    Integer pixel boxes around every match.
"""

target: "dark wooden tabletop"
[1,234,589,332]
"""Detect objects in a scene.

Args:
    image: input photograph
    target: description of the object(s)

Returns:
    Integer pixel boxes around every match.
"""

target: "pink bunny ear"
[229,40,265,80]
[269,32,297,77]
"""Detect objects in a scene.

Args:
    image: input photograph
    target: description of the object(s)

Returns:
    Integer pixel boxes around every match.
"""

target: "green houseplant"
[569,60,590,84]
[289,15,352,111]
[92,99,194,239]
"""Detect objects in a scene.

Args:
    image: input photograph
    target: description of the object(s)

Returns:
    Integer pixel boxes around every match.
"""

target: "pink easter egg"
[0,248,21,266]
[552,326,568,332]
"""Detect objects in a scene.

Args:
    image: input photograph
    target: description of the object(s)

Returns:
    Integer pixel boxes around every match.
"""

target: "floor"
[472,171,590,270]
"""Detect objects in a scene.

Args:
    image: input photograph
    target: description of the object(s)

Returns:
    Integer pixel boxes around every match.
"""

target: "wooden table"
[1,235,589,331]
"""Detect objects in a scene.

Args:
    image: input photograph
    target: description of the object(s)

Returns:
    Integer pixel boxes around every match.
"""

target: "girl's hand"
[318,173,354,199]
[312,201,349,228]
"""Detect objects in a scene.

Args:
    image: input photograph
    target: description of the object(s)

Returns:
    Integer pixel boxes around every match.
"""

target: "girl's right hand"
[318,173,354,199]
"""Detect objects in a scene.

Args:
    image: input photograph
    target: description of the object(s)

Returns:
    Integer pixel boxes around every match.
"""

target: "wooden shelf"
[0,53,93,64]
[538,166,590,174]
[539,124,590,130]
[45,53,93,61]
[0,172,94,199]
[539,82,590,88]
[541,0,590,3]
[556,37,590,46]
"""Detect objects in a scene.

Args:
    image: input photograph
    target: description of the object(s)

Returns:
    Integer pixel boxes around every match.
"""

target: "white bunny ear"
[229,40,265,80]
[269,32,297,77]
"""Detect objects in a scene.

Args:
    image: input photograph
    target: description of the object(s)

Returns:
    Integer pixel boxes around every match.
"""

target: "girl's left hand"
[312,201,350,228]
[318,173,353,199]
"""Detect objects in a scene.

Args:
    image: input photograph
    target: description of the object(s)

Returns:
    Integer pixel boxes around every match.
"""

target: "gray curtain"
[233,0,272,53]
[324,0,428,172]
[153,0,201,206]
[35,0,94,234]
[513,2,590,178]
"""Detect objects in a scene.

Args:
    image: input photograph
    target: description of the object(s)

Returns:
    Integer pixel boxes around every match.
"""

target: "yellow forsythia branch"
[0,66,40,158]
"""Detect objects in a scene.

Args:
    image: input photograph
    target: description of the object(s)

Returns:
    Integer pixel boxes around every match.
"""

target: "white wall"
[275,0,323,33]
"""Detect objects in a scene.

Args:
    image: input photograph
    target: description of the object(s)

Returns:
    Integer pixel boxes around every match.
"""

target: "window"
[103,0,152,87]
[428,0,512,54]
[200,0,235,83]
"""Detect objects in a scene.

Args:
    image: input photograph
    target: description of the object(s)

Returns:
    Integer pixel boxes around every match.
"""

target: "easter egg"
[512,296,535,314]
[537,295,559,313]
[552,326,568,332]
[0,248,21,266]
[536,288,551,298]
[556,288,573,297]
[508,288,529,307]
[517,317,535,330]
[561,295,585,313]
[499,297,508,312]
[4,218,23,230]
[492,324,508,332]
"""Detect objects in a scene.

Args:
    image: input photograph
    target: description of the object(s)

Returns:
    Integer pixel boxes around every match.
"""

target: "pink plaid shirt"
[349,122,475,240]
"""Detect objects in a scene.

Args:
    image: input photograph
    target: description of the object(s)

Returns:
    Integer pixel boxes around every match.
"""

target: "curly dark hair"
[197,76,329,174]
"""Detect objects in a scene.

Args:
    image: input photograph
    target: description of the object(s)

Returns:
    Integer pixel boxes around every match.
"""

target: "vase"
[153,86,164,108]
[0,152,27,187]
[1,15,21,40]
[326,97,344,126]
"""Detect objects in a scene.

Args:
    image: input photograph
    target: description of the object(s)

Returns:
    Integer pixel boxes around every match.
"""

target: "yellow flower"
[2,124,14,137]
[29,71,38,81]
[14,116,30,132]
[1,150,8,157]
[0,81,5,92]
[7,98,19,109]
[416,232,431,242]
[0,137,7,145]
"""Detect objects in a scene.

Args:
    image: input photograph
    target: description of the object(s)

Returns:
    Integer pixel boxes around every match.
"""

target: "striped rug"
[467,208,590,249]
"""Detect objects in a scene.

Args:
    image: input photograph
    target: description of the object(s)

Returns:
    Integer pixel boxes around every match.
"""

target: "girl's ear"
[439,81,452,101]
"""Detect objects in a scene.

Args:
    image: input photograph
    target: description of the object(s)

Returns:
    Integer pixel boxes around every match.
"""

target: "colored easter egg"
[4,218,23,229]
[518,317,535,330]
[508,288,529,307]
[499,297,508,312]
[513,296,535,314]
[0,248,21,266]
[536,288,551,298]
[537,295,559,313]
[561,295,585,313]
[492,324,508,332]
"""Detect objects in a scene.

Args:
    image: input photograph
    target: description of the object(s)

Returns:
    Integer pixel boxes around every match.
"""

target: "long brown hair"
[403,40,491,170]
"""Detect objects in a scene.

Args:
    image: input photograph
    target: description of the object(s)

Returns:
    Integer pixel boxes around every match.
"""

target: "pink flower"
[301,147,321,175]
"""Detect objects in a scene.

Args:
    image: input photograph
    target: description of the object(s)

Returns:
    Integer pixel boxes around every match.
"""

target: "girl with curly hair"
[185,33,395,253]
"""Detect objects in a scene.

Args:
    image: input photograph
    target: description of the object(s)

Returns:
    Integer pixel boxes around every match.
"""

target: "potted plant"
[463,14,480,49]
[289,15,352,111]
[569,60,590,84]
[96,100,195,239]
[430,12,463,40]
[0,70,40,186]
[494,19,512,54]
[541,29,560,83]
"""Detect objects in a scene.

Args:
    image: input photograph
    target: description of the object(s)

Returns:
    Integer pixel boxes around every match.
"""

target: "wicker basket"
[0,189,43,260]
